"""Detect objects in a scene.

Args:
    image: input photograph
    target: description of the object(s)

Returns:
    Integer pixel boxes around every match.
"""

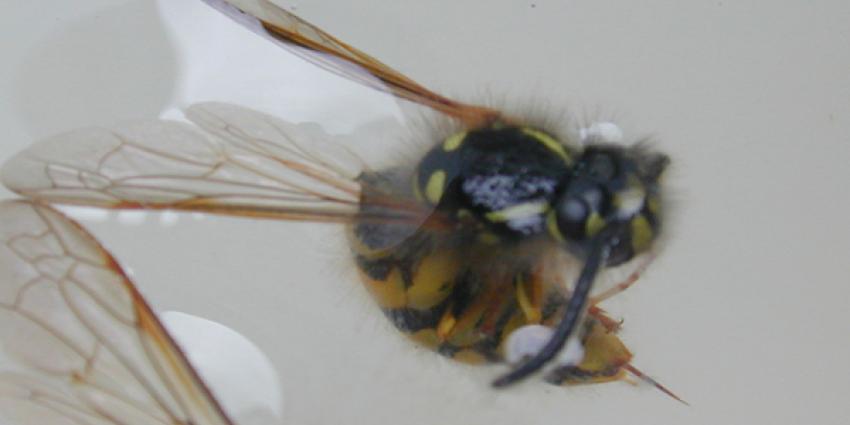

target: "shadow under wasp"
[0,1,685,422]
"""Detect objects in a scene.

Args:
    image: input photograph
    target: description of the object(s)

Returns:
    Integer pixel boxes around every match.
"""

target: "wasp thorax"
[552,144,669,266]
[414,125,571,238]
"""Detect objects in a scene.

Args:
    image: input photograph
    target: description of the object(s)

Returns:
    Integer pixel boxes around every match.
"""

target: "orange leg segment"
[589,252,657,305]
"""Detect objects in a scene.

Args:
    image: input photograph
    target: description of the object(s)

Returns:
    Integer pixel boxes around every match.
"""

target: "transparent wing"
[0,200,233,425]
[1,102,429,225]
[201,0,502,127]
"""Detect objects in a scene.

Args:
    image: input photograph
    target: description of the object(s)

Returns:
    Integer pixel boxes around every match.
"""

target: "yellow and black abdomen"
[349,216,556,364]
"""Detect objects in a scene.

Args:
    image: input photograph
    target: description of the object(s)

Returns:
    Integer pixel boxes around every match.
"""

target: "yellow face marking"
[630,214,654,253]
[585,212,606,237]
[546,210,565,242]
[613,186,646,218]
[614,176,646,219]
[522,128,570,163]
[425,170,446,204]
[442,131,467,152]
[485,201,549,223]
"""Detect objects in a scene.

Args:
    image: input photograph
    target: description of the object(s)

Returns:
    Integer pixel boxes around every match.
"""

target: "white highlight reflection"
[504,324,585,369]
[116,210,148,226]
[158,210,180,226]
[56,205,111,222]
[161,311,284,425]
[579,121,624,144]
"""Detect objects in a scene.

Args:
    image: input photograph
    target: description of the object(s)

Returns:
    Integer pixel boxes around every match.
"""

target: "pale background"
[2,1,850,425]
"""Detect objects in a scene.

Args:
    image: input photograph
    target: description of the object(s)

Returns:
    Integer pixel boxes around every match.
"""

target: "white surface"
[2,1,850,425]
[161,311,284,425]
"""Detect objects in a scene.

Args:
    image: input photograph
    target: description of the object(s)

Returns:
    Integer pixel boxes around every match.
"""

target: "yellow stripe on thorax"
[484,201,549,223]
[424,170,447,204]
[442,131,467,152]
[522,128,570,163]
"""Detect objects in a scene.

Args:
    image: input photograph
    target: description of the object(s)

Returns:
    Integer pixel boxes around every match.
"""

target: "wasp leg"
[492,227,611,387]
[586,253,657,332]
[436,279,501,344]
[436,307,458,341]
[514,271,543,324]
[589,252,657,306]
[587,306,624,332]
[434,283,512,364]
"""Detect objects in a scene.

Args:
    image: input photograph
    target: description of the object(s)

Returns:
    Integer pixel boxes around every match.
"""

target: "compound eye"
[555,196,587,240]
[560,196,587,226]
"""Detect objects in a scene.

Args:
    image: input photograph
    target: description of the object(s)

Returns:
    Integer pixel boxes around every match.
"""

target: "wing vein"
[136,326,196,425]
[0,305,91,360]
[55,280,177,421]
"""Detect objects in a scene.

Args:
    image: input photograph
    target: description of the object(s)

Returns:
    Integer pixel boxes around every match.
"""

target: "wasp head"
[552,143,669,265]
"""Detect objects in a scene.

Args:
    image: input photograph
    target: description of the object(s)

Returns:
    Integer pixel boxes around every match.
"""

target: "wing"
[1,102,431,226]
[201,0,503,127]
[0,200,233,425]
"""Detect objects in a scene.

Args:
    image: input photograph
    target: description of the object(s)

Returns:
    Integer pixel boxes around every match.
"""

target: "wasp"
[0,1,683,422]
